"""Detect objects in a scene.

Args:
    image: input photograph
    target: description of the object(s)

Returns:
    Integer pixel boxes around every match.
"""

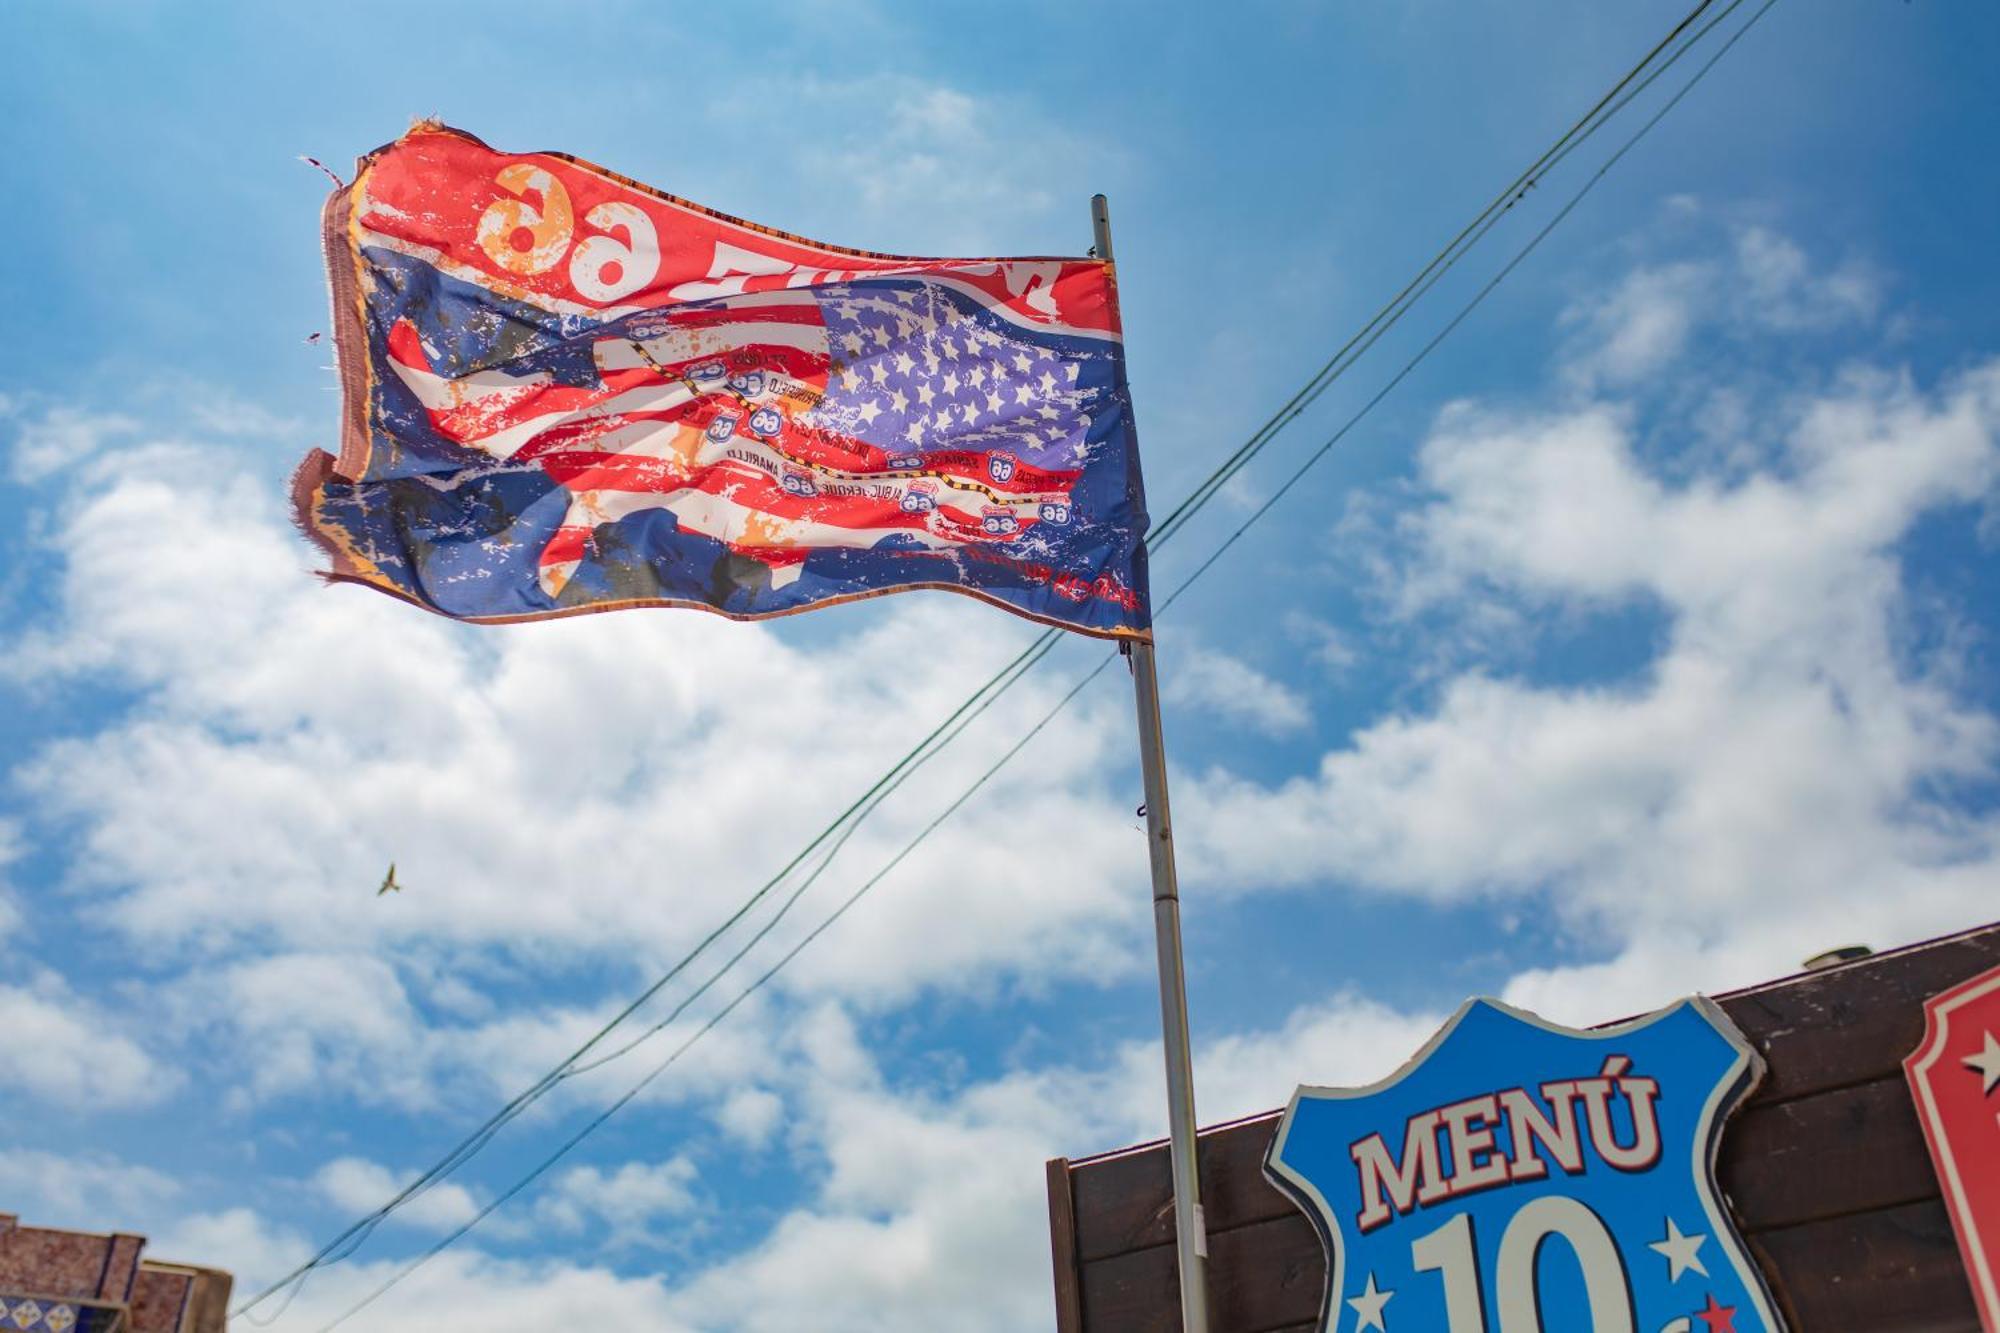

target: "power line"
[1160,0,1771,619]
[561,627,1069,1078]
[1143,0,1722,548]
[248,627,1078,1324]
[313,651,1121,1333]
[1149,0,1751,542]
[240,2,1738,1316]
[302,3,1774,1325]
[233,629,1058,1317]
[516,0,1746,1117]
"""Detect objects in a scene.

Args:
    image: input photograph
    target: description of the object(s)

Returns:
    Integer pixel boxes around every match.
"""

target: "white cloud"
[817,80,1080,250]
[660,1009,1084,1332]
[536,1158,700,1247]
[0,988,1431,1333]
[654,990,1427,1333]
[188,1212,687,1333]
[712,1087,784,1149]
[0,1149,180,1224]
[2,414,1144,1012]
[331,1256,691,1333]
[0,392,1171,1185]
[1283,612,1359,677]
[178,953,438,1111]
[186,395,309,444]
[0,817,22,932]
[0,974,173,1110]
[1180,994,1443,1123]
[1164,642,1311,737]
[1734,225,1882,331]
[1567,261,1710,386]
[700,75,1105,254]
[1050,993,1442,1140]
[6,405,138,482]
[1184,345,2000,1019]
[315,1157,481,1234]
[150,1207,314,1290]
[1563,220,1884,387]
[156,947,753,1118]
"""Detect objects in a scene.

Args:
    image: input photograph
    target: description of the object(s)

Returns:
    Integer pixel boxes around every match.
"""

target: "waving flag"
[295,123,1149,637]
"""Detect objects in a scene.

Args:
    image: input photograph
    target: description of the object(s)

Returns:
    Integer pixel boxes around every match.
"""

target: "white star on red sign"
[1967,1029,2000,1095]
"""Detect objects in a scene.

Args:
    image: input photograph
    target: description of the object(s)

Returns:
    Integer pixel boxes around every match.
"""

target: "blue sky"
[3,2,1999,1329]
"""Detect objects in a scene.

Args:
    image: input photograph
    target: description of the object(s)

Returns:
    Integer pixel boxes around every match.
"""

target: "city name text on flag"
[295,123,1149,638]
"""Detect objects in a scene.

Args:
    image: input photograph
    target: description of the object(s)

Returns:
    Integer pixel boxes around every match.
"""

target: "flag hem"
[321,169,374,483]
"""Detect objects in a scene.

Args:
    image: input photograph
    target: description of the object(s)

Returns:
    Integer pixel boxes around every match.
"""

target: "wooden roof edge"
[1063,1104,1286,1170]
[1056,916,2000,1173]
[1708,915,2000,1001]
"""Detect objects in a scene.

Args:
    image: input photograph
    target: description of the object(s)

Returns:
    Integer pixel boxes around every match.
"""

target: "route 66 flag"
[295,123,1149,638]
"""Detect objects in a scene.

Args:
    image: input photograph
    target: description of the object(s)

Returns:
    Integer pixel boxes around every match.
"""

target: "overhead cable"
[300,4,1774,1326]
[238,0,1750,1317]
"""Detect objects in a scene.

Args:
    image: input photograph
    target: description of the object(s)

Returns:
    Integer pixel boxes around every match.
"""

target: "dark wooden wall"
[1048,921,2000,1333]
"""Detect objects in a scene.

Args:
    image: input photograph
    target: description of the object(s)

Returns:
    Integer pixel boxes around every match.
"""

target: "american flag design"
[295,124,1149,637]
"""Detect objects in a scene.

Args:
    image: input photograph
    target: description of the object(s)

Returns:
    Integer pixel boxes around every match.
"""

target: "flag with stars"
[1264,996,1789,1333]
[295,123,1149,638]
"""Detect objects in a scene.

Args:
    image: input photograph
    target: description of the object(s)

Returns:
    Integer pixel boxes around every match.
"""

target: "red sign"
[1905,961,2000,1330]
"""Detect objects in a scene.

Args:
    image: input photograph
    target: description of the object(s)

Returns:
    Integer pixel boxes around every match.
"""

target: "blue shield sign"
[1265,997,1786,1333]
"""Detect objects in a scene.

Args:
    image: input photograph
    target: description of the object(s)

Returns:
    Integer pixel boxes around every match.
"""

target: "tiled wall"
[0,1293,126,1333]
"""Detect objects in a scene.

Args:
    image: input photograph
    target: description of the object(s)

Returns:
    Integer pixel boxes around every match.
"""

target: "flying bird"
[378,863,402,896]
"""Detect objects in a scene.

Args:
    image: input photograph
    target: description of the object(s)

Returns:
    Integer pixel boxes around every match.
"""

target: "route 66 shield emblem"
[1265,997,1786,1333]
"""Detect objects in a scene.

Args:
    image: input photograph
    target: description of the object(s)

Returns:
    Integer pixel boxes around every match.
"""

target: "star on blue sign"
[1264,997,1788,1333]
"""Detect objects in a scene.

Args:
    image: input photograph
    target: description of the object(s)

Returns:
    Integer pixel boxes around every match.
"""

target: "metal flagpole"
[1094,194,1212,1333]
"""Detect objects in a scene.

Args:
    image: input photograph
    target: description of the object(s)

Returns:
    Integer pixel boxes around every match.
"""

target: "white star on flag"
[1967,1029,2000,1095]
[1347,1272,1394,1332]
[1648,1216,1710,1282]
